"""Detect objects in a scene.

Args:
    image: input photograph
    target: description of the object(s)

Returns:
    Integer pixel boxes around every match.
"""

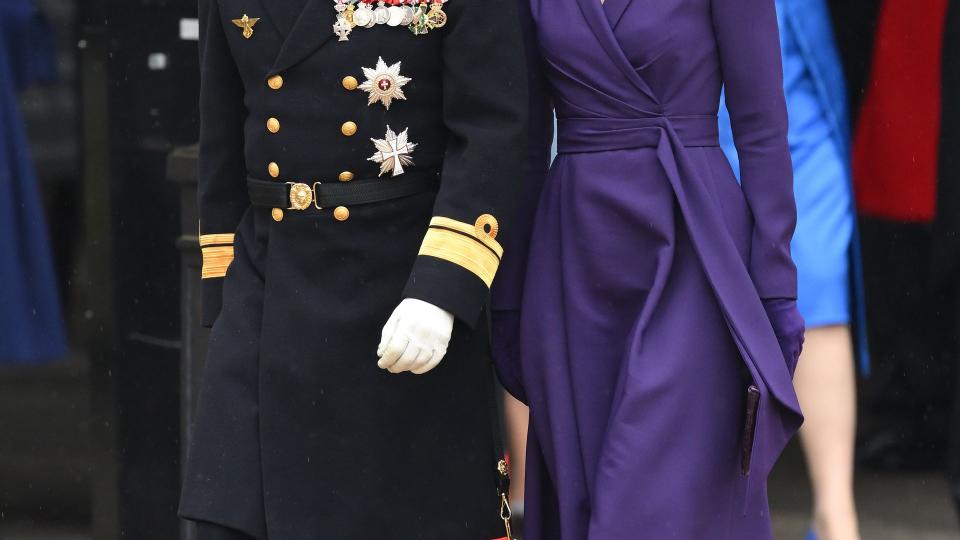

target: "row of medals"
[333,0,448,40]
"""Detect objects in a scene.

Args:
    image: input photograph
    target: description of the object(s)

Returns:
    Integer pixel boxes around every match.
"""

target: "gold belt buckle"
[287,182,313,210]
[312,181,324,210]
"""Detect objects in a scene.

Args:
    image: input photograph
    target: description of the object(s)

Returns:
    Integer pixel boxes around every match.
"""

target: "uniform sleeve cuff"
[402,215,504,326]
[417,216,503,287]
[403,256,490,328]
[199,233,235,327]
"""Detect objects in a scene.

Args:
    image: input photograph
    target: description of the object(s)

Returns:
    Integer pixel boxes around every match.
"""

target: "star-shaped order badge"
[359,57,412,110]
[368,126,417,177]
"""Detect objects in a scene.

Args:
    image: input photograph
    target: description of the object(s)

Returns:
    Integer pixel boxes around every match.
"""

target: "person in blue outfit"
[719,1,864,538]
[0,0,66,363]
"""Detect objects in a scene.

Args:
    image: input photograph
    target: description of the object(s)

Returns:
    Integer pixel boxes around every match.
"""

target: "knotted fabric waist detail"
[557,115,719,154]
[554,111,802,427]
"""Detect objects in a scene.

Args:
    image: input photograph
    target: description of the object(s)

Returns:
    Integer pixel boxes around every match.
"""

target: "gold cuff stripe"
[201,245,234,279]
[199,233,236,247]
[429,217,504,257]
[419,228,501,287]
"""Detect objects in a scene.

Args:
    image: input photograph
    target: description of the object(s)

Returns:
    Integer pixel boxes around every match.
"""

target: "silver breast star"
[358,57,412,110]
[368,126,417,177]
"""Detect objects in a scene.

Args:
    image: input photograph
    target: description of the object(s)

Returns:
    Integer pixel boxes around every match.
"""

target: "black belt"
[247,171,438,210]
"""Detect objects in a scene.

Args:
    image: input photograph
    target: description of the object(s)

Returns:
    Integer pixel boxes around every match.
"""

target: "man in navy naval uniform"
[179,0,528,538]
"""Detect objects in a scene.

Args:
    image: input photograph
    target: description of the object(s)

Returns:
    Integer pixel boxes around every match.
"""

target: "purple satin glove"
[762,298,805,377]
[491,309,527,403]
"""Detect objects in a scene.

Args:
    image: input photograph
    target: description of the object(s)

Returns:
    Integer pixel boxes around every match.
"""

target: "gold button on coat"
[341,121,357,136]
[342,76,358,90]
[333,206,350,221]
[271,208,284,222]
[338,171,354,182]
[267,75,284,90]
[268,162,280,178]
[267,117,280,133]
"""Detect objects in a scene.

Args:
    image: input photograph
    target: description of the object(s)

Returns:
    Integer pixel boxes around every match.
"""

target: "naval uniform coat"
[179,0,527,538]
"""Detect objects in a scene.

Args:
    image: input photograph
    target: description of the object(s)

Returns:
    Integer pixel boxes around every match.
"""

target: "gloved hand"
[491,309,527,403]
[762,298,805,377]
[377,298,454,375]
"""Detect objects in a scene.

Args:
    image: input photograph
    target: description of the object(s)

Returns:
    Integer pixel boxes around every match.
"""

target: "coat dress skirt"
[0,0,65,363]
[178,0,527,538]
[491,0,804,538]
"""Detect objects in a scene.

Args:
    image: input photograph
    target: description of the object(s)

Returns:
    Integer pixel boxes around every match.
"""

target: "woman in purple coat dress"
[491,0,806,537]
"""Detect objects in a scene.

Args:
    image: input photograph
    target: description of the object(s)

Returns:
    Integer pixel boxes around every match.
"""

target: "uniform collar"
[262,0,338,76]
[258,0,310,37]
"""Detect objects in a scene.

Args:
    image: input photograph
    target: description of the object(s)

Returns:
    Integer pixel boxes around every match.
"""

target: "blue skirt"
[790,136,853,328]
[0,2,66,363]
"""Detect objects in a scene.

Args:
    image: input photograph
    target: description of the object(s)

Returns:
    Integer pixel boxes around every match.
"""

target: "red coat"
[853,0,950,222]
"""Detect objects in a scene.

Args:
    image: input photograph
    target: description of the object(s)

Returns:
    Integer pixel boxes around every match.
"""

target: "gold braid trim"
[428,217,504,257]
[419,217,504,287]
[199,233,235,247]
[201,245,235,279]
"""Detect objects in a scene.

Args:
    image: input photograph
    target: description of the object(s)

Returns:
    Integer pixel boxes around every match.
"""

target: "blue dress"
[0,0,65,363]
[720,0,856,330]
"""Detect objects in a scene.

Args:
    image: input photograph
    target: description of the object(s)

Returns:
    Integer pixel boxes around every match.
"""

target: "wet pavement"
[0,361,957,539]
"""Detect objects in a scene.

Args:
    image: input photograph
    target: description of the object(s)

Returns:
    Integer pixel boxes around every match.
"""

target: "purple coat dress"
[491,0,804,537]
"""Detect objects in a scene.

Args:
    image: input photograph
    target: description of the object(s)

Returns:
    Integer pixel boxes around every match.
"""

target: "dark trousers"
[194,521,257,540]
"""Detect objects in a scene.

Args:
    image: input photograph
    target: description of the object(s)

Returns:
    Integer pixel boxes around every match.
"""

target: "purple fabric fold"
[491,309,527,403]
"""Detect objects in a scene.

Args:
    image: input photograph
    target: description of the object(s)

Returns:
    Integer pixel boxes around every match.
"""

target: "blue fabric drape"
[0,0,66,363]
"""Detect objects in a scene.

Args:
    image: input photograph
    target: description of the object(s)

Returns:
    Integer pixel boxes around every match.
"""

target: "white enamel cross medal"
[359,57,411,109]
[333,17,353,41]
[368,126,417,177]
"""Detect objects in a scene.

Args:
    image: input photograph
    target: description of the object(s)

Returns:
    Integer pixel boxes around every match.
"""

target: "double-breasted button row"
[264,72,357,222]
[267,75,283,220]
[333,75,359,219]
[266,74,283,134]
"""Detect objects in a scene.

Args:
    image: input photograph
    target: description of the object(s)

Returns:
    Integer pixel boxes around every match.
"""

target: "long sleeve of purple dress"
[492,0,554,312]
[715,0,805,371]
[713,0,798,300]
[490,0,554,401]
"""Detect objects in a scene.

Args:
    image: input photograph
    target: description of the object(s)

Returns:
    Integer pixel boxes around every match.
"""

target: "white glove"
[377,298,454,375]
